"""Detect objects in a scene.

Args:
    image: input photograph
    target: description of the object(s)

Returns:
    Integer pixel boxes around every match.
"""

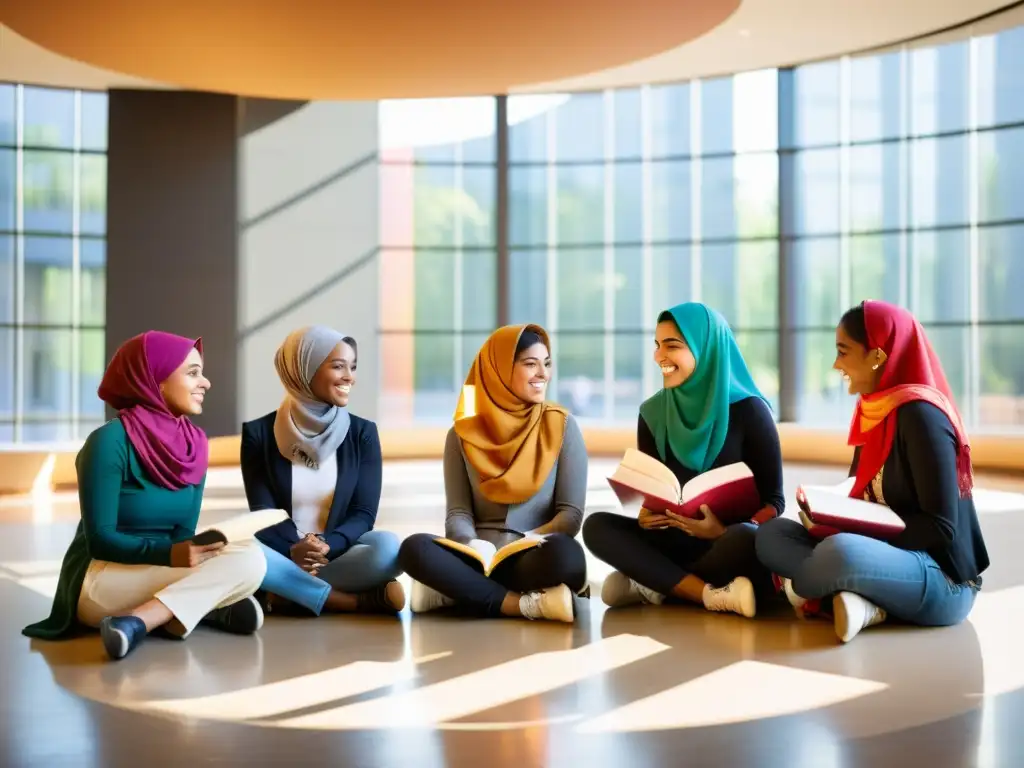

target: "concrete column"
[106,90,380,437]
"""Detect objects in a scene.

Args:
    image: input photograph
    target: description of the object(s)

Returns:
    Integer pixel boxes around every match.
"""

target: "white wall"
[237,99,380,423]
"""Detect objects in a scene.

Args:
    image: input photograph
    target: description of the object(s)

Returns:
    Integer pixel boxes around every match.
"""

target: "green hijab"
[639,302,767,472]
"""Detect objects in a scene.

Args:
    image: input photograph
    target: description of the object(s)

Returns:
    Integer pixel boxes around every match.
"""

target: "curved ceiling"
[0,0,740,100]
[2,1,1021,98]
[519,0,1024,93]
[0,25,162,91]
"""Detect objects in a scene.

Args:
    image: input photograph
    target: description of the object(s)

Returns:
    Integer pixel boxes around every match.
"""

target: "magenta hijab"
[97,331,209,489]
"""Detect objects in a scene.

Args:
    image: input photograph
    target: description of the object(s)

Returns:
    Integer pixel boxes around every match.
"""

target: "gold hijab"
[453,324,568,504]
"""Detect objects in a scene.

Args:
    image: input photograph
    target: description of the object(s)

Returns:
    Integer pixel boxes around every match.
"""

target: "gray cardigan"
[443,413,587,547]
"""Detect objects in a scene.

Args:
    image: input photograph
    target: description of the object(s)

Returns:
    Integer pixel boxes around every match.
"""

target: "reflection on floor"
[2,459,1023,767]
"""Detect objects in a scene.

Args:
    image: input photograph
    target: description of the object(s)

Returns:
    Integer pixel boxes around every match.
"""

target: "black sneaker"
[202,595,264,635]
[99,615,147,661]
[356,580,406,614]
[253,589,273,616]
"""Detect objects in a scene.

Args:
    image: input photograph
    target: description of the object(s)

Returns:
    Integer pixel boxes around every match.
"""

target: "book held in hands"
[434,535,546,576]
[192,508,289,546]
[795,485,906,540]
[606,448,761,524]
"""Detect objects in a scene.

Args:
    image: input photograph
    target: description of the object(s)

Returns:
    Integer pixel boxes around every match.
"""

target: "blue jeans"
[755,518,978,627]
[257,530,402,615]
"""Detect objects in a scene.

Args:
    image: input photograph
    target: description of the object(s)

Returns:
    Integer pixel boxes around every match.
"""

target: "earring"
[871,363,879,370]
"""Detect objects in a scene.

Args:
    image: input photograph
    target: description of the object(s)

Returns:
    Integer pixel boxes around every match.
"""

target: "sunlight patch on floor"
[969,584,1024,697]
[575,659,888,733]
[0,559,63,599]
[138,653,452,721]
[971,488,1024,515]
[0,560,64,577]
[273,634,669,730]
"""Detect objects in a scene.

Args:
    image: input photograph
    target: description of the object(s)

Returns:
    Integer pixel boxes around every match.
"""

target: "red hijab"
[847,300,973,500]
[97,331,209,489]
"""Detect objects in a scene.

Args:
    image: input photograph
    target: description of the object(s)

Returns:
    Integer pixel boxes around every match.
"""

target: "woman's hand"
[290,535,329,574]
[638,507,672,530]
[170,540,225,568]
[666,505,726,540]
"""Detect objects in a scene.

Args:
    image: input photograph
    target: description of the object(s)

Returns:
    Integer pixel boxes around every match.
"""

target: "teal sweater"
[22,418,206,640]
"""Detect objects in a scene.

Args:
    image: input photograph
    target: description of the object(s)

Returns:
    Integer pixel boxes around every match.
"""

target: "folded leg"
[316,530,402,593]
[77,540,267,636]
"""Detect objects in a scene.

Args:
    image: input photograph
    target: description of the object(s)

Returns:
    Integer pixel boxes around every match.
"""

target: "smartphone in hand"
[191,529,229,546]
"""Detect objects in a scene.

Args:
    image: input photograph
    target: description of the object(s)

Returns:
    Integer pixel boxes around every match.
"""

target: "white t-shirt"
[290,452,337,536]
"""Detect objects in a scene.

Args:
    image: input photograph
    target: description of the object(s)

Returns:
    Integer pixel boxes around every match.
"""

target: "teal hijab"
[639,302,767,472]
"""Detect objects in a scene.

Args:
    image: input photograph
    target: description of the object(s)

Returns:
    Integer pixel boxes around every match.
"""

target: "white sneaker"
[601,571,665,607]
[519,584,575,623]
[702,577,756,618]
[833,591,886,643]
[782,578,809,617]
[409,580,455,613]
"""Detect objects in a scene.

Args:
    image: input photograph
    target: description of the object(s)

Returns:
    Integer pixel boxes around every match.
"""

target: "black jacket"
[240,411,382,559]
[850,400,989,585]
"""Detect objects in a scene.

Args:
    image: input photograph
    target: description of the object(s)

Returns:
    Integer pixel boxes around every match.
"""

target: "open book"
[434,535,545,576]
[795,485,905,540]
[192,508,289,546]
[607,448,761,524]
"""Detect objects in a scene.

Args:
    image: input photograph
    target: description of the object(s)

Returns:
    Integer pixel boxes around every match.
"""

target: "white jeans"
[76,540,267,636]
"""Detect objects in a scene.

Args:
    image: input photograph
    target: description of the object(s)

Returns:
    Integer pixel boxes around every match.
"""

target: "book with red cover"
[606,448,761,524]
[795,484,906,540]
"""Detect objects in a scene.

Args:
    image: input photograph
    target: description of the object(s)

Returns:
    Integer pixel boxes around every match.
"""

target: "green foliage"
[22,125,61,147]
[19,123,106,212]
[412,175,491,247]
[404,147,1024,419]
[411,176,494,389]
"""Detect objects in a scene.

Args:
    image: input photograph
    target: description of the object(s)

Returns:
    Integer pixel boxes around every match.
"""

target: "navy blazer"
[240,410,383,559]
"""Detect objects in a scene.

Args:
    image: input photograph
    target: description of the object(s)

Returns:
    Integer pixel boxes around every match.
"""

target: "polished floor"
[2,459,1023,767]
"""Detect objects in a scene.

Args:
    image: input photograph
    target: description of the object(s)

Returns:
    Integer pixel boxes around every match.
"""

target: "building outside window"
[377,22,1024,433]
[5,24,1024,443]
[0,83,108,443]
